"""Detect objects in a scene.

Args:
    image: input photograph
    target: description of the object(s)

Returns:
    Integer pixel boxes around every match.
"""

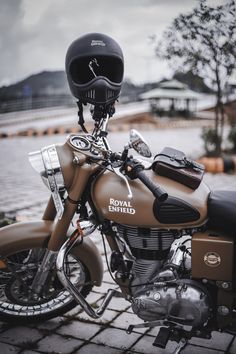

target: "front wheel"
[0,247,92,323]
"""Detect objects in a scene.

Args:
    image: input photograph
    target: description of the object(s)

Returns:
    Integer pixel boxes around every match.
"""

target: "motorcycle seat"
[207,190,236,235]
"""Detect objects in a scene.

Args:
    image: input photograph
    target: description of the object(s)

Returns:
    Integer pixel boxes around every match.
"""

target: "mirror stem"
[121,144,129,162]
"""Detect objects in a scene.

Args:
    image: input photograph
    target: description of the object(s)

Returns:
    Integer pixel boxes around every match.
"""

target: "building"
[140,79,200,117]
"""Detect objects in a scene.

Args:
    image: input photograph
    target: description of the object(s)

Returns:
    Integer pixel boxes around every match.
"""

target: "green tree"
[155,0,236,155]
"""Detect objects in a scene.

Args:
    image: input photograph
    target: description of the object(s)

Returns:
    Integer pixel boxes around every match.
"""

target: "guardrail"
[0,95,74,113]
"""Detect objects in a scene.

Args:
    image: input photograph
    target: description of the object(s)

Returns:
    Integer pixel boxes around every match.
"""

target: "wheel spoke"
[0,248,87,319]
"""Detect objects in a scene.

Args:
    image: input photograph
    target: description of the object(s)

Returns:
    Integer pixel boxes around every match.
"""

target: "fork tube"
[47,164,100,252]
[42,196,57,221]
[47,199,77,251]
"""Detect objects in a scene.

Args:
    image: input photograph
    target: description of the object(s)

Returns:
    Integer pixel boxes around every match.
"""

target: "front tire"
[0,247,92,323]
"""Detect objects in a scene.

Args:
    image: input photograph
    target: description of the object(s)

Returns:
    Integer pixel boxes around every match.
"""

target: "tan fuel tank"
[92,169,210,229]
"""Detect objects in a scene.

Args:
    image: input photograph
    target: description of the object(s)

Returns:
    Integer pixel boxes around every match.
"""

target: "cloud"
[0,1,25,85]
[0,0,205,85]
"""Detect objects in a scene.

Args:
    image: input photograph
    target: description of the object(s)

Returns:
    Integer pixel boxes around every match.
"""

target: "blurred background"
[0,4,236,354]
[0,0,236,222]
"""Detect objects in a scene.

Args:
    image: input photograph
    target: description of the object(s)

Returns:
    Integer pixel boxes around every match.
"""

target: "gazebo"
[140,80,200,117]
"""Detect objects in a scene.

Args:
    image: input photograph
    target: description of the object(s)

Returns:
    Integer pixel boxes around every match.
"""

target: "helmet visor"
[69,55,123,85]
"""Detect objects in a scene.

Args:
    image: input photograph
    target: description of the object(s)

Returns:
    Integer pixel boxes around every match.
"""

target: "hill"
[0,71,70,99]
[0,69,213,113]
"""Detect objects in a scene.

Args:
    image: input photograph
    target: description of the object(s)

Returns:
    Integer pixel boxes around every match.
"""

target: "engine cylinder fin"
[132,259,162,278]
[116,224,176,260]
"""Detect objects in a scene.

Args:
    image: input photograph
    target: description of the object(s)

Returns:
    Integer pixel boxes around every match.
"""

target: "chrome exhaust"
[56,221,122,319]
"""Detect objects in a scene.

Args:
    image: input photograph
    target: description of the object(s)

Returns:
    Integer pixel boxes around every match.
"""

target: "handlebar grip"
[136,170,168,202]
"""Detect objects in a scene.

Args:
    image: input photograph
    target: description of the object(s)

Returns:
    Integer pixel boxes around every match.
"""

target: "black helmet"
[65,33,124,106]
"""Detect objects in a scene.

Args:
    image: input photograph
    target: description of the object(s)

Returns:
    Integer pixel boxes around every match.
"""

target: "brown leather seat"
[207,190,236,235]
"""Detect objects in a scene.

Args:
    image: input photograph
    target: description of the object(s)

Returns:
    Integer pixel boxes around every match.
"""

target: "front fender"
[0,220,103,286]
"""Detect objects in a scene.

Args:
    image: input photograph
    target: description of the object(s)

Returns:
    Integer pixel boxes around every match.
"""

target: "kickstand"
[173,338,187,354]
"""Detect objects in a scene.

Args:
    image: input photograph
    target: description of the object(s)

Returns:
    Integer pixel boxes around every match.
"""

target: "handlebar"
[136,170,168,202]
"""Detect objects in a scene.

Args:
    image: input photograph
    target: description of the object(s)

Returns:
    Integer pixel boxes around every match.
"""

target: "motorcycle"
[0,104,235,353]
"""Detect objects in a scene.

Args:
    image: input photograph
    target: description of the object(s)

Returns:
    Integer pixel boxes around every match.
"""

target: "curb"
[0,115,213,139]
[0,123,157,138]
[198,156,236,173]
[0,126,82,138]
[1,120,235,174]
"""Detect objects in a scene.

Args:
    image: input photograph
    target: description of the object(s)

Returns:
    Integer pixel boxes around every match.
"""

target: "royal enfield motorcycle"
[0,104,235,352]
[0,29,235,354]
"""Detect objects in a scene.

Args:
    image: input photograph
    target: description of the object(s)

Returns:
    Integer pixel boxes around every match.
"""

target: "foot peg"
[127,322,187,353]
[153,328,187,353]
[126,319,164,334]
[153,327,170,348]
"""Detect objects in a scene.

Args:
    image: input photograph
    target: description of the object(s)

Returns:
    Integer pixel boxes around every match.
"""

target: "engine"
[116,224,175,260]
[116,224,211,328]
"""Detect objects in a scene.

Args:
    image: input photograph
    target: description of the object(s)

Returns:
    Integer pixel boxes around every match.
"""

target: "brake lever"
[113,167,133,200]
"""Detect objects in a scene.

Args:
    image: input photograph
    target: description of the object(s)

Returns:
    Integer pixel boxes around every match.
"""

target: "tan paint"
[0,220,103,286]
[56,143,76,189]
[192,230,234,282]
[47,199,78,251]
[47,140,100,251]
[42,196,57,221]
[68,163,99,201]
[92,169,210,228]
[56,141,92,192]
[0,220,53,255]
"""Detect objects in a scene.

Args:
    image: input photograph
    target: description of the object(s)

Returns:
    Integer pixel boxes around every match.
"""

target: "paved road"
[0,130,236,353]
[0,102,150,135]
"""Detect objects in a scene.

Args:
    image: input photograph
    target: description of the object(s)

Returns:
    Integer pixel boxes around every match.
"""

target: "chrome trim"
[29,145,65,219]
[0,247,86,318]
[77,219,97,236]
[30,249,58,296]
[113,167,133,200]
[69,136,91,151]
[28,150,48,188]
[56,230,122,319]
[41,145,65,218]
[41,145,65,190]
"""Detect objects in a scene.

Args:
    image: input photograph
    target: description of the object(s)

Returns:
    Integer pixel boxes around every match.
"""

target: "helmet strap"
[92,103,115,121]
[77,100,88,133]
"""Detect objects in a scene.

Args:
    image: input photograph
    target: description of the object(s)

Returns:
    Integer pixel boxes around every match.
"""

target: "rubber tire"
[0,255,93,324]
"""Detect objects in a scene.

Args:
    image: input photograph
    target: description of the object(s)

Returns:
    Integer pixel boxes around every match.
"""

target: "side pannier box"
[192,230,234,282]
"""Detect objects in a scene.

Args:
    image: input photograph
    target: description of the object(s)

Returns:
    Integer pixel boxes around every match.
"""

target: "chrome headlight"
[28,145,65,218]
[28,150,48,189]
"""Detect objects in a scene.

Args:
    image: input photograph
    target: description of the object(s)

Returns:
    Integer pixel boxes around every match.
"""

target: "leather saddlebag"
[152,147,204,190]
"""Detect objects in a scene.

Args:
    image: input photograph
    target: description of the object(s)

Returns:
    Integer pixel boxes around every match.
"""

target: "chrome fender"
[0,220,103,286]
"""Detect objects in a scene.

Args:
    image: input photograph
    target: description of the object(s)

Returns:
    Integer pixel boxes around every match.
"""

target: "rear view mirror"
[129,129,152,158]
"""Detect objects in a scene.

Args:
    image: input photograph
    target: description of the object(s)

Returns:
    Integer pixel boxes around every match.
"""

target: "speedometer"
[70,136,91,151]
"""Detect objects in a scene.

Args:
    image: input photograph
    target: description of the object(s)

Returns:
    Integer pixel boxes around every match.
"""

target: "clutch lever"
[113,167,133,200]
[125,159,168,202]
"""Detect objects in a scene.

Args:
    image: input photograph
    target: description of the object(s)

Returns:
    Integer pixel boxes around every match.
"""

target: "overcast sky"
[0,0,226,86]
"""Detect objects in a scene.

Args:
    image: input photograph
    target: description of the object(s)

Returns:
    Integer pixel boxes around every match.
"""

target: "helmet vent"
[107,90,115,99]
[86,89,95,99]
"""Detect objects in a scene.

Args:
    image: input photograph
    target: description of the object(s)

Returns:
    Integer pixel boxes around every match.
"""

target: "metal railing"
[0,95,75,113]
